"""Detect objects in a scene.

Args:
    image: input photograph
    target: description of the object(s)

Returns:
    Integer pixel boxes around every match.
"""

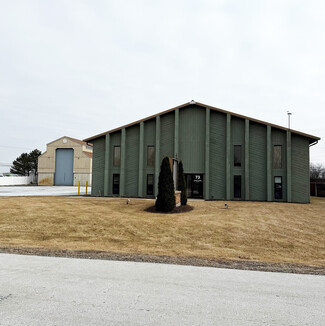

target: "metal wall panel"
[249,122,267,200]
[271,129,287,201]
[110,132,121,173]
[125,125,140,196]
[106,131,121,194]
[209,111,226,199]
[231,117,245,199]
[179,106,205,173]
[144,118,156,193]
[92,137,105,196]
[292,134,310,203]
[90,104,312,203]
[54,148,74,186]
[160,112,174,161]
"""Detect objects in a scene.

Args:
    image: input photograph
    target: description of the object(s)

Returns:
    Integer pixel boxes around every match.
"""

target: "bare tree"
[310,163,325,179]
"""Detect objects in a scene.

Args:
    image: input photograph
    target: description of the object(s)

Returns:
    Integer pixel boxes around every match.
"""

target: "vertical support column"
[226,114,231,200]
[138,122,144,197]
[120,128,126,196]
[245,119,250,200]
[205,108,210,200]
[154,116,160,196]
[174,109,179,159]
[267,125,272,201]
[287,131,292,202]
[104,133,110,196]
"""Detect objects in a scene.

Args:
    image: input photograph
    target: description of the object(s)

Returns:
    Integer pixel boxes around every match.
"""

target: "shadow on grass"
[144,205,194,214]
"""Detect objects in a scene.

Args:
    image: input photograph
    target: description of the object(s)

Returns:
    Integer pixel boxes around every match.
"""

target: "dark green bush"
[155,157,175,212]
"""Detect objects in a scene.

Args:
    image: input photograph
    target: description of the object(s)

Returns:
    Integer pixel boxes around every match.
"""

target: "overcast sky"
[1,0,324,173]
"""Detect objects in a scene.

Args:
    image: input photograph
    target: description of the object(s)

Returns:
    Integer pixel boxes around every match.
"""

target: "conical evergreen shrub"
[155,157,175,212]
[177,160,187,205]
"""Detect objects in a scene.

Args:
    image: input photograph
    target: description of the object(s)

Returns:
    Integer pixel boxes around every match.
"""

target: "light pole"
[287,111,292,129]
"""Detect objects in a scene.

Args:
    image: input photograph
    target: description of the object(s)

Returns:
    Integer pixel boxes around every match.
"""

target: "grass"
[0,196,324,266]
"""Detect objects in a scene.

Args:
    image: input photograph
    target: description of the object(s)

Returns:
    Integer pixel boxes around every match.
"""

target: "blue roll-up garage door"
[54,148,74,186]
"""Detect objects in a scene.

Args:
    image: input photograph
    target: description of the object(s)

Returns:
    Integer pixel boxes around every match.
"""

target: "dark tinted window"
[234,145,241,167]
[273,145,282,169]
[113,146,121,167]
[234,175,241,198]
[147,146,155,167]
[113,174,120,195]
[147,174,154,196]
[274,176,282,199]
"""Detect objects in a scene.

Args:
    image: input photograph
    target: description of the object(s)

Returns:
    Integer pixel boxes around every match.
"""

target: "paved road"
[0,186,91,196]
[0,254,324,325]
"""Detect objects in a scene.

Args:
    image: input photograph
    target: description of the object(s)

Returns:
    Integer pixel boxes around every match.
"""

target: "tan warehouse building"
[38,136,92,186]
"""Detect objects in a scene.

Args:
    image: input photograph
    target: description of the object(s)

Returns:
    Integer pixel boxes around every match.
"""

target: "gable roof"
[83,101,320,144]
[48,136,93,147]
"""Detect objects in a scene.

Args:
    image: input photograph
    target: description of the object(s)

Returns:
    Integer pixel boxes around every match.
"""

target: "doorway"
[185,174,203,198]
[54,148,74,186]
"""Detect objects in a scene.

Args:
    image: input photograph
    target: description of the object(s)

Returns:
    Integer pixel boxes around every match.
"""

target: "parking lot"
[0,186,91,197]
[0,254,324,326]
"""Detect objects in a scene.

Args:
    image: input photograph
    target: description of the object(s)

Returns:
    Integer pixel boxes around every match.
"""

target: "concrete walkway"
[0,254,324,325]
[0,186,91,196]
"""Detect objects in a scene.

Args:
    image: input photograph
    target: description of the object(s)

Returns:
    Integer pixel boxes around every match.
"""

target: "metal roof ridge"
[83,101,320,143]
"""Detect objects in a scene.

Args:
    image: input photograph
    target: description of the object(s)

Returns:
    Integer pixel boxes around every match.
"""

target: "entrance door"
[54,148,74,186]
[185,174,203,198]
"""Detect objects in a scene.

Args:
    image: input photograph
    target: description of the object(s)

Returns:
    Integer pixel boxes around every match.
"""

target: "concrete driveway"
[0,254,324,326]
[0,186,91,196]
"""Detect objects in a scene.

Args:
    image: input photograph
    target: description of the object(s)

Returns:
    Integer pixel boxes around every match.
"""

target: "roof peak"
[83,101,320,143]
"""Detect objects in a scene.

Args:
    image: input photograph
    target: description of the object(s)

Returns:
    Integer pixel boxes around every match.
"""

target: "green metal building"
[84,101,320,203]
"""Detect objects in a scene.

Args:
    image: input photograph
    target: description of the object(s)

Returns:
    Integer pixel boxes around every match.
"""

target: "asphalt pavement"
[0,253,324,325]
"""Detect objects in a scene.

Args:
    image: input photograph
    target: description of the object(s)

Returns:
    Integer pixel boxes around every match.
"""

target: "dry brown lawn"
[0,196,324,266]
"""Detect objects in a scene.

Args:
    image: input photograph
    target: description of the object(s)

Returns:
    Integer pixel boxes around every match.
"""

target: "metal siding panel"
[91,137,105,196]
[144,119,156,146]
[231,117,245,199]
[160,112,174,161]
[179,106,205,173]
[292,135,310,203]
[209,111,226,199]
[104,134,110,196]
[271,129,287,201]
[231,117,245,144]
[125,125,139,196]
[55,148,74,186]
[110,132,121,174]
[144,119,156,194]
[249,123,267,200]
[106,131,121,195]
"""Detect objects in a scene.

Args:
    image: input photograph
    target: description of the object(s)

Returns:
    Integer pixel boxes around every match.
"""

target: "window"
[234,175,241,198]
[273,145,282,169]
[112,174,120,195]
[113,146,121,167]
[234,145,241,167]
[147,174,154,196]
[147,146,155,167]
[274,176,282,200]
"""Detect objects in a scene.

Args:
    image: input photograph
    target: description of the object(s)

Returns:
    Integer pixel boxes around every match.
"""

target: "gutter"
[309,140,319,147]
